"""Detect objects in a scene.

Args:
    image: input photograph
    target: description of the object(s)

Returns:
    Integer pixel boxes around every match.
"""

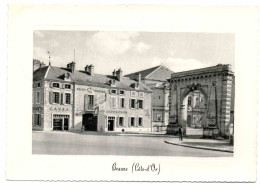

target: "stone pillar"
[220,74,233,137]
[180,104,186,135]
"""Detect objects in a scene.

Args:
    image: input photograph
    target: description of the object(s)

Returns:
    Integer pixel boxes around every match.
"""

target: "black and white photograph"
[4,4,258,183]
[32,31,235,157]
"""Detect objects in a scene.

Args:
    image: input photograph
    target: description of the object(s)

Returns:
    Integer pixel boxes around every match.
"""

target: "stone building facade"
[168,64,235,138]
[125,65,173,132]
[33,63,153,132]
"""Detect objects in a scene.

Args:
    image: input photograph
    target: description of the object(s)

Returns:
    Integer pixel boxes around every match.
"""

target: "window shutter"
[61,93,64,104]
[49,82,53,88]
[84,94,88,111]
[49,92,53,104]
[93,95,96,108]
[128,117,131,127]
[33,91,36,104]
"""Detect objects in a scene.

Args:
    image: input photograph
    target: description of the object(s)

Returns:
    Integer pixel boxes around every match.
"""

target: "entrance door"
[64,118,69,131]
[53,118,62,130]
[82,114,98,131]
[108,119,114,131]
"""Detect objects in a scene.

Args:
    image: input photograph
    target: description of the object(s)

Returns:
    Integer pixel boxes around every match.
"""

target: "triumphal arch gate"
[168,64,235,138]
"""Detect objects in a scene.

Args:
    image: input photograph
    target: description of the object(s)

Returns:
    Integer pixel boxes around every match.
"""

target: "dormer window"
[109,79,116,87]
[63,73,71,81]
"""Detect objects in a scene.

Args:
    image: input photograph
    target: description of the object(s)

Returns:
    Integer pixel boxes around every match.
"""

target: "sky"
[33,31,235,75]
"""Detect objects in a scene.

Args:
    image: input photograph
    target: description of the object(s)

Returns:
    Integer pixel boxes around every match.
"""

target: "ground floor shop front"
[33,109,152,132]
[74,110,152,132]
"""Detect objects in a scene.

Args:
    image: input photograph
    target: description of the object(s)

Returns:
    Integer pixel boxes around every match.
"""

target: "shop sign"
[106,110,127,114]
[50,107,69,111]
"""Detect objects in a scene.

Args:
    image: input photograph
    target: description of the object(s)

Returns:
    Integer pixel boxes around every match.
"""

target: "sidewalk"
[165,137,234,153]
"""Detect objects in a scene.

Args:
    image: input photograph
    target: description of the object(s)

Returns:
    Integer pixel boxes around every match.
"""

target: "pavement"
[33,129,234,154]
[164,137,233,153]
[33,130,232,156]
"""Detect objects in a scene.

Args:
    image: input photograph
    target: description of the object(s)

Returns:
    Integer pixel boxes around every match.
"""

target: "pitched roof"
[125,65,174,82]
[33,66,49,80]
[124,65,161,79]
[34,65,152,92]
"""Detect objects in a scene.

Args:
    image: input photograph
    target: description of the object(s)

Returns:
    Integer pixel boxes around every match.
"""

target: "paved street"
[32,131,233,157]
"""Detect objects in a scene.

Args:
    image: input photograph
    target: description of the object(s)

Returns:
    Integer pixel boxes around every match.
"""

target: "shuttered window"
[53,92,59,103]
[138,117,143,126]
[65,93,71,104]
[120,98,125,108]
[119,117,124,126]
[130,99,135,108]
[138,99,143,109]
[35,114,41,126]
[130,117,135,126]
[36,91,40,104]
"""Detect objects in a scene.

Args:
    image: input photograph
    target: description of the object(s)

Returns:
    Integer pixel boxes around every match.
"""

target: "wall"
[74,84,152,132]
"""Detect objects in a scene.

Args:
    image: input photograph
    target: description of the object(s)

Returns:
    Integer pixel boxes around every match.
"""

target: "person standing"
[178,126,183,141]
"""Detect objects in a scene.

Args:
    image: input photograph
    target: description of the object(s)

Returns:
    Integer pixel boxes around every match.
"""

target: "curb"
[164,141,234,153]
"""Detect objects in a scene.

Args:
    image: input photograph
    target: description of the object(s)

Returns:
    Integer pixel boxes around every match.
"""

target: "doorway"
[64,118,69,131]
[108,117,115,131]
[82,113,98,131]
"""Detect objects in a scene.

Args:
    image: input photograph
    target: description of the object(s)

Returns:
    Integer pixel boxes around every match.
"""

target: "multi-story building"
[33,62,153,132]
[125,65,174,132]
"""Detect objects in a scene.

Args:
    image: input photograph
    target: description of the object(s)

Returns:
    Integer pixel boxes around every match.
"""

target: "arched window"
[188,97,192,106]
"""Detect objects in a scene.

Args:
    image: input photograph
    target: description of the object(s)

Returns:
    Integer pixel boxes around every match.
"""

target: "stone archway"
[167,64,235,138]
[180,87,207,137]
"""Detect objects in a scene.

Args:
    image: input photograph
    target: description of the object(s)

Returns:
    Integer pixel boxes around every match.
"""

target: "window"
[130,117,135,126]
[138,99,143,109]
[65,93,71,104]
[138,117,143,126]
[156,114,162,121]
[130,99,136,109]
[35,114,41,126]
[120,98,125,108]
[53,83,60,88]
[36,91,40,104]
[84,95,94,110]
[110,89,117,94]
[139,92,144,97]
[64,84,71,89]
[119,117,124,126]
[37,83,41,87]
[53,92,59,103]
[130,91,136,97]
[188,97,192,106]
[111,97,117,108]
[119,90,125,95]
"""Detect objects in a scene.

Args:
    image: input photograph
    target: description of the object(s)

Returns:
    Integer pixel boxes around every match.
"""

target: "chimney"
[112,69,116,76]
[89,64,94,75]
[67,61,76,73]
[85,65,89,73]
[134,73,141,82]
[116,68,123,81]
